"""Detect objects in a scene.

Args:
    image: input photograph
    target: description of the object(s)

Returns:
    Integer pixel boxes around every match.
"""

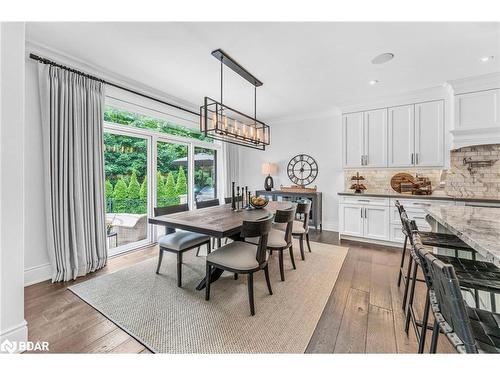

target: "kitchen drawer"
[390,206,430,224]
[389,197,454,209]
[339,196,389,206]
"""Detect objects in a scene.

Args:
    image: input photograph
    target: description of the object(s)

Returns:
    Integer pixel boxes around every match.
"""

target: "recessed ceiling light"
[369,80,379,85]
[480,56,494,62]
[371,53,395,64]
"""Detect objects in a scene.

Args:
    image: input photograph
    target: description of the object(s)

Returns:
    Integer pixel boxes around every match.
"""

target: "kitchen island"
[425,205,500,267]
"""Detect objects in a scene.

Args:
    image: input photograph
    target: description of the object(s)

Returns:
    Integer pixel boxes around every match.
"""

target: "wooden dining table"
[148,201,295,290]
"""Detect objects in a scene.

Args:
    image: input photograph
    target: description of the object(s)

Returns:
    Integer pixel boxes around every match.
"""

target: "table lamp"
[262,163,278,191]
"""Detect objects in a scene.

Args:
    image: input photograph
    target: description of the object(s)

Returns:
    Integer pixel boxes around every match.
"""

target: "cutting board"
[390,173,415,193]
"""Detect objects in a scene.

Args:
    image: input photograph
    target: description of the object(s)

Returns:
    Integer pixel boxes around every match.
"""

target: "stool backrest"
[295,199,312,231]
[224,196,242,204]
[274,207,297,245]
[154,203,189,216]
[419,247,478,353]
[240,215,274,266]
[196,198,220,209]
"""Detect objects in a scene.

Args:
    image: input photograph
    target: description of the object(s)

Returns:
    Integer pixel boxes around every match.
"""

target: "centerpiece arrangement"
[230,181,268,210]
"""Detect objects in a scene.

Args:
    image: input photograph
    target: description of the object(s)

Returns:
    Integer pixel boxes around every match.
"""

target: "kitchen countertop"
[424,205,500,267]
[338,190,500,204]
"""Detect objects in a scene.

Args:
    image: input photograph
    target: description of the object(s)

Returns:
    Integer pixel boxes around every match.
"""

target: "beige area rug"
[69,240,348,353]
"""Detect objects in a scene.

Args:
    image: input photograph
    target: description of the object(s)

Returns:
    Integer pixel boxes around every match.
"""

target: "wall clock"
[287,154,318,186]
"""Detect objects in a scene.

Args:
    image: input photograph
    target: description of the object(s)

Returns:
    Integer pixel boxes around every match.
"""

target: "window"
[103,105,220,255]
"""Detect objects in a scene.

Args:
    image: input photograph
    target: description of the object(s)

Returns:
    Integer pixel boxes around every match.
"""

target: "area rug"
[69,240,348,353]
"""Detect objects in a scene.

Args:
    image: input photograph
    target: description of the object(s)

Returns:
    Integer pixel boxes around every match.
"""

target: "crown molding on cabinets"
[447,72,500,95]
[340,85,449,114]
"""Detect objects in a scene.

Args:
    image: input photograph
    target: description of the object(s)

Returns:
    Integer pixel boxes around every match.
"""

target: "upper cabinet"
[344,99,445,169]
[415,100,444,167]
[449,73,500,149]
[364,109,388,167]
[343,112,364,168]
[388,104,414,167]
[343,109,387,168]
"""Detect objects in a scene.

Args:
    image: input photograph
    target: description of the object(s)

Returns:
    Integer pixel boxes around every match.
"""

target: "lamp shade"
[261,163,278,175]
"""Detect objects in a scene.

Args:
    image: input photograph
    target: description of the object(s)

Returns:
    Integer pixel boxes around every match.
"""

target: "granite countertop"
[338,190,500,203]
[424,205,500,266]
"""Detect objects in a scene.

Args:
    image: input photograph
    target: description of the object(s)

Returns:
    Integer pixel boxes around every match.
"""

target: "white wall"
[239,109,343,231]
[0,22,28,351]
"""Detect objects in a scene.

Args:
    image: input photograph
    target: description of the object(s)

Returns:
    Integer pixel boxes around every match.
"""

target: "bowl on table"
[249,196,269,209]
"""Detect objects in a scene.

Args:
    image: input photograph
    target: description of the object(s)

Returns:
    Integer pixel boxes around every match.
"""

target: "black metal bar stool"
[416,239,500,354]
[395,200,476,311]
[402,216,500,352]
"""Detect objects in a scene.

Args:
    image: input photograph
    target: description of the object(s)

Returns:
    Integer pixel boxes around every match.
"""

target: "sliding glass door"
[103,105,221,255]
[104,131,150,255]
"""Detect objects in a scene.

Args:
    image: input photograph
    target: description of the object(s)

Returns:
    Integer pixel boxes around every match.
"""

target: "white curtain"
[222,142,240,198]
[38,64,107,282]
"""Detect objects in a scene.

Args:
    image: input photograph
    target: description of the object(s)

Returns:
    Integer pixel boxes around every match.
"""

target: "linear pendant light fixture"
[200,49,270,150]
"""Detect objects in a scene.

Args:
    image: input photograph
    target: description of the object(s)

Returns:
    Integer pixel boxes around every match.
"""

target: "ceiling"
[26,22,500,121]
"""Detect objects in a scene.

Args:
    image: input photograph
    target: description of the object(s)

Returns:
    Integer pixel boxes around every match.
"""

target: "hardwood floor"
[24,230,454,354]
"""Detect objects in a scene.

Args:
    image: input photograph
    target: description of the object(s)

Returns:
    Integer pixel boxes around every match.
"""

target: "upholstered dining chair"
[205,215,274,316]
[247,207,297,281]
[154,204,211,287]
[276,199,312,261]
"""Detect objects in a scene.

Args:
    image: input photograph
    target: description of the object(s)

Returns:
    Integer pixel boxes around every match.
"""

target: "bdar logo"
[0,339,17,354]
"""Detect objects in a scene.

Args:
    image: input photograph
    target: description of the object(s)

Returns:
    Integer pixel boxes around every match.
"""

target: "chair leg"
[397,235,408,287]
[156,249,164,274]
[264,265,273,295]
[177,252,183,288]
[278,251,285,281]
[299,235,305,261]
[402,255,414,311]
[430,320,440,353]
[205,263,211,301]
[305,233,311,252]
[234,273,238,280]
[196,246,201,257]
[404,260,419,333]
[418,291,431,354]
[207,241,211,255]
[248,273,255,316]
[289,246,296,270]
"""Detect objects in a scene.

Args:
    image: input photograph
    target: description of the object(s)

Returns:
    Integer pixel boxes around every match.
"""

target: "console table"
[255,190,323,231]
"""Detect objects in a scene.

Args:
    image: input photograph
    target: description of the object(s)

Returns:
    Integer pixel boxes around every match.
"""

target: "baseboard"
[0,321,28,353]
[24,263,52,286]
[339,234,403,249]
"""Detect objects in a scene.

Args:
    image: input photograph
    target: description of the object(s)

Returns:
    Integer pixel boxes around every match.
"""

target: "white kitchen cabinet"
[364,206,390,240]
[342,112,364,168]
[364,109,387,167]
[339,197,390,241]
[415,101,444,166]
[455,89,500,130]
[343,109,387,168]
[339,203,363,236]
[388,104,415,167]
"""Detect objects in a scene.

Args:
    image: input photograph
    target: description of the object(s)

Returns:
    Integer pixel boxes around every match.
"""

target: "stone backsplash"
[344,144,500,197]
[445,144,500,198]
[344,169,442,191]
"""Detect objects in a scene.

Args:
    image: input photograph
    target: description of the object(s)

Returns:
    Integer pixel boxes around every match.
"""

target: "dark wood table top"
[148,201,295,238]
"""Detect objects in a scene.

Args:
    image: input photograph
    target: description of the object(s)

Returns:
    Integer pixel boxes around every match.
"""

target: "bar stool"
[402,217,500,352]
[395,201,476,312]
[416,239,500,354]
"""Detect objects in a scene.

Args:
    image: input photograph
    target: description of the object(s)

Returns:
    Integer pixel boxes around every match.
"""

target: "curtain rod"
[29,53,200,117]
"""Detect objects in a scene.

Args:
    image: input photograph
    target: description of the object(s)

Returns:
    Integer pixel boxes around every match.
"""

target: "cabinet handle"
[360,208,363,218]
[411,153,414,165]
[357,199,370,202]
[365,155,368,165]
[364,208,367,218]
[416,153,419,165]
[361,155,364,165]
